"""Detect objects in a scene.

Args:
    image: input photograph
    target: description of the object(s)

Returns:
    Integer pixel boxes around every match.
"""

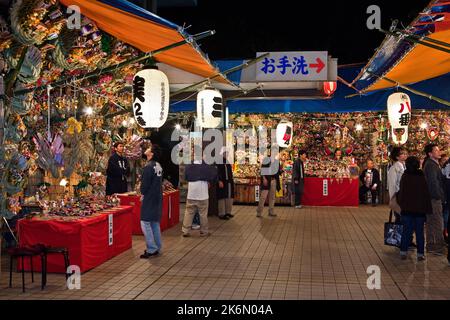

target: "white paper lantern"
[132,69,169,128]
[276,120,293,148]
[387,92,411,145]
[197,89,223,129]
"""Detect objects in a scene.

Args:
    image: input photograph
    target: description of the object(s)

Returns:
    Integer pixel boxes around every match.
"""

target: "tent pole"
[170,53,270,98]
[13,30,216,96]
[379,29,450,55]
[346,71,450,107]
[393,28,450,49]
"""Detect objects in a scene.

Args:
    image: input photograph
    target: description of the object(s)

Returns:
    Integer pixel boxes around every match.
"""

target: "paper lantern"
[323,81,337,96]
[132,69,169,128]
[387,92,411,145]
[276,120,293,148]
[197,89,223,128]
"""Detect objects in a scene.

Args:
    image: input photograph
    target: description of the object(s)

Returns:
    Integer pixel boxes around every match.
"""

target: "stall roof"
[59,0,230,84]
[351,0,450,93]
[170,63,450,113]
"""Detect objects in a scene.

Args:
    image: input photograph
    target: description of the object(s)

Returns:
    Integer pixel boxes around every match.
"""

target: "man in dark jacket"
[423,144,446,255]
[216,147,234,220]
[106,142,130,195]
[359,160,380,206]
[292,150,307,209]
[140,145,163,258]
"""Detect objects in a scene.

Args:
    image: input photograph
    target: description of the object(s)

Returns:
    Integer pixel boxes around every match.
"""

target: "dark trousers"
[359,186,377,204]
[447,203,450,262]
[293,182,304,206]
[400,215,425,255]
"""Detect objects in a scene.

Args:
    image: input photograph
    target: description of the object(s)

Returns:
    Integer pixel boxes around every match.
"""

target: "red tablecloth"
[302,177,359,207]
[17,205,133,273]
[118,190,180,235]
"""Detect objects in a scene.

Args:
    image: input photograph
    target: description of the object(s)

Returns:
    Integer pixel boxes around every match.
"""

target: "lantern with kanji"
[132,68,169,128]
[323,81,337,96]
[387,92,411,145]
[276,120,293,148]
[197,88,223,128]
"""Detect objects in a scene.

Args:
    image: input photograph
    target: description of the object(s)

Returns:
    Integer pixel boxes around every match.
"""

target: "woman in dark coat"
[140,145,163,259]
[216,148,234,220]
[397,156,433,261]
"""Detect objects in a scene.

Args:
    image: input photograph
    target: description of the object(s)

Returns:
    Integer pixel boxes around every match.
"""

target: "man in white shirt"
[182,161,217,237]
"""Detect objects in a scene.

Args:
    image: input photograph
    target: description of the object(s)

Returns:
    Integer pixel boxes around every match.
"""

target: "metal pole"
[170,53,270,98]
[349,71,450,107]
[380,29,450,55]
[393,28,450,49]
[14,30,216,96]
[2,217,18,243]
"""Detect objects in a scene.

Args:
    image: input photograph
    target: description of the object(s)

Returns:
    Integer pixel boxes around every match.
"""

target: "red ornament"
[323,82,337,96]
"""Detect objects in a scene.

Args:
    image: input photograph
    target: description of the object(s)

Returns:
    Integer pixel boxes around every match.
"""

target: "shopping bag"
[384,210,403,247]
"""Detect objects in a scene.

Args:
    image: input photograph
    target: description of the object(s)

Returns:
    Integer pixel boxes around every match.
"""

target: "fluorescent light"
[356,124,363,131]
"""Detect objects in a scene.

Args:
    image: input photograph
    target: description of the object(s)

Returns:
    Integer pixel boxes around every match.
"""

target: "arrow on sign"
[309,58,325,74]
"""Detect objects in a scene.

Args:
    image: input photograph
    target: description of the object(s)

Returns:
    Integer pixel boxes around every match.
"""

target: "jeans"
[141,221,162,254]
[400,215,425,255]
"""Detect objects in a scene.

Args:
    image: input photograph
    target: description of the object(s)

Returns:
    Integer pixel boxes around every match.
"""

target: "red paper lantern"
[323,81,337,96]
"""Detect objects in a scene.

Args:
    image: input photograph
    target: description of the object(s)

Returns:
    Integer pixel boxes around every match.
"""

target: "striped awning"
[352,0,450,93]
[59,0,230,84]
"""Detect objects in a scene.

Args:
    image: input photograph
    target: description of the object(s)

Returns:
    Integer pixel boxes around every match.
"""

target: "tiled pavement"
[1,205,450,300]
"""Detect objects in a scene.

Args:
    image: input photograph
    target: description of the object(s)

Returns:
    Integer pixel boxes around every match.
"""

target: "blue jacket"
[140,161,163,222]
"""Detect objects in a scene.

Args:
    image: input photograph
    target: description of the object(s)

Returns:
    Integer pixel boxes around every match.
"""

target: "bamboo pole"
[14,30,216,96]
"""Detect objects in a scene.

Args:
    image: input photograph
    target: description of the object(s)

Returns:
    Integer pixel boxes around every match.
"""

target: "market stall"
[17,197,132,273]
[229,110,450,206]
[118,188,180,235]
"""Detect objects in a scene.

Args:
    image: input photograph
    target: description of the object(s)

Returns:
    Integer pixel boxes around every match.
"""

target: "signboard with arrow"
[256,52,329,82]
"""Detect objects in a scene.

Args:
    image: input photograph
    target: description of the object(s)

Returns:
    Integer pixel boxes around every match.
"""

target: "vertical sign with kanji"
[323,179,329,196]
[255,186,260,202]
[108,214,113,246]
[256,52,329,81]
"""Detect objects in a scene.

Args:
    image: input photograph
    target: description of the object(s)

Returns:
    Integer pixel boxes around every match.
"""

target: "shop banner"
[256,52,328,81]
[255,186,260,202]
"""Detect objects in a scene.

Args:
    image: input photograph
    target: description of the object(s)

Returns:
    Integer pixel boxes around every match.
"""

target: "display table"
[118,190,180,235]
[17,205,133,273]
[302,177,359,207]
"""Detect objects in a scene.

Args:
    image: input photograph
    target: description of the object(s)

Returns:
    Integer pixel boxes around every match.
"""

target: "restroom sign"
[323,180,329,196]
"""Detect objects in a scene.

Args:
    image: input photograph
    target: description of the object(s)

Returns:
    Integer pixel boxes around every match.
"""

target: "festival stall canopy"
[59,0,230,83]
[170,63,450,113]
[351,0,450,93]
